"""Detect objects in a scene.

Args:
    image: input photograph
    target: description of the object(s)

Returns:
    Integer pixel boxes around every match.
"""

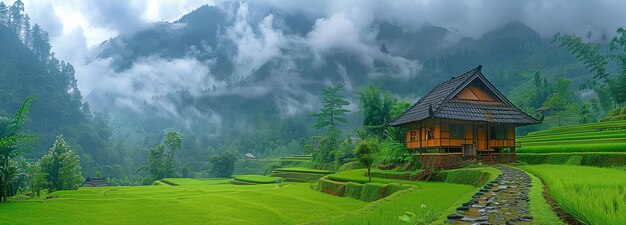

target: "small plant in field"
[398,204,436,225]
[354,140,379,182]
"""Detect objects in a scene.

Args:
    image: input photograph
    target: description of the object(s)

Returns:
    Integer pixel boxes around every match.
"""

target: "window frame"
[450,124,466,139]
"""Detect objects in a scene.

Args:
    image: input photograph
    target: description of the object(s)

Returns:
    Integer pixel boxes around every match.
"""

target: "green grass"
[307,182,478,225]
[430,167,499,187]
[273,167,333,174]
[0,181,365,225]
[517,152,626,167]
[520,168,564,225]
[231,175,282,184]
[520,165,626,225]
[270,171,327,183]
[159,178,230,186]
[327,169,421,185]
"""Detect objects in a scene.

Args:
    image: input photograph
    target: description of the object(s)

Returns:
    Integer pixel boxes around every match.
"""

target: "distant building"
[244,153,256,159]
[83,177,109,187]
[389,65,541,167]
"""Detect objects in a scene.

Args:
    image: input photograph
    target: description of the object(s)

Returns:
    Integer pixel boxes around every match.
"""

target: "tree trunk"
[367,167,371,182]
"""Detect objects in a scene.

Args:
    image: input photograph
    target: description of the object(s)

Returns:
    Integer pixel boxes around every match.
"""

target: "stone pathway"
[446,166,533,225]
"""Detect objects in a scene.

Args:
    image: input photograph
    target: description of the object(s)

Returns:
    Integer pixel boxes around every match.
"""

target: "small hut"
[389,65,540,168]
[83,177,109,187]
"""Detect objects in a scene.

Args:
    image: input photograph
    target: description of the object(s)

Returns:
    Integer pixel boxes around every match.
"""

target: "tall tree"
[38,135,84,192]
[311,84,350,163]
[358,85,397,138]
[312,83,350,130]
[163,131,183,177]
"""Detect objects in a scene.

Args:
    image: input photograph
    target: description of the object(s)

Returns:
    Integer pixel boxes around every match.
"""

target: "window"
[409,130,417,142]
[490,126,507,140]
[450,124,465,139]
[426,127,435,140]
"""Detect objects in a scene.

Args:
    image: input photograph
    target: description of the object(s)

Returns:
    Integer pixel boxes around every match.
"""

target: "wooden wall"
[404,118,516,150]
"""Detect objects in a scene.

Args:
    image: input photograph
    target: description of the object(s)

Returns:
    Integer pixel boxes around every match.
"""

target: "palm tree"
[0,97,32,202]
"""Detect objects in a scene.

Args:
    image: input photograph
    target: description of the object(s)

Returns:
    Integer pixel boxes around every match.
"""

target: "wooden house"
[388,65,540,167]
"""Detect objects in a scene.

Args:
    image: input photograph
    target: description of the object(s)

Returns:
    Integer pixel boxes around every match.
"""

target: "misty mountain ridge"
[84,4,585,132]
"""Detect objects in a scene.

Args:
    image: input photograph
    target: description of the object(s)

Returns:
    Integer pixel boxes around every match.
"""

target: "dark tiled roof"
[389,65,540,126]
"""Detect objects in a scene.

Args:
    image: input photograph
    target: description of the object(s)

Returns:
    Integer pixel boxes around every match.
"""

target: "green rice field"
[520,165,626,225]
[0,180,365,225]
[518,120,626,153]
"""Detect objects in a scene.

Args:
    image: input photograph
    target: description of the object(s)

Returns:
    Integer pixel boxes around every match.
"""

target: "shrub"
[377,139,412,165]
[355,140,380,182]
[209,152,237,177]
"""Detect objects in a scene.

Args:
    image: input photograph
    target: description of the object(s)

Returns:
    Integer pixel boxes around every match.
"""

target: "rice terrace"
[1,1,626,225]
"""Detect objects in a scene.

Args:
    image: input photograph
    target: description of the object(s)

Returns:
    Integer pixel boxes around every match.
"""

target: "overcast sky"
[8,0,626,62]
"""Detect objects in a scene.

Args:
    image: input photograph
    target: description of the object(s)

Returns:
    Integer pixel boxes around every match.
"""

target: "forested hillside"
[0,1,111,176]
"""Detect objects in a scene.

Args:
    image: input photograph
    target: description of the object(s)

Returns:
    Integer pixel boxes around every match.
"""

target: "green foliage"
[142,131,185,180]
[0,97,32,202]
[354,140,379,182]
[377,139,412,165]
[37,135,84,192]
[312,83,350,130]
[521,165,626,225]
[358,85,396,137]
[398,204,437,225]
[554,29,626,108]
[209,151,237,177]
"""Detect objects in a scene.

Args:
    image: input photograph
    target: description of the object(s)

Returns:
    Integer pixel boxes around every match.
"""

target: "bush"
[209,152,237,177]
[377,139,412,165]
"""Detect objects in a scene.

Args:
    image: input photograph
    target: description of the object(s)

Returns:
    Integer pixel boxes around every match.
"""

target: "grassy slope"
[517,120,626,153]
[522,170,564,225]
[314,183,475,225]
[316,167,501,225]
[520,165,626,225]
[231,175,282,184]
[273,167,333,174]
[0,183,364,225]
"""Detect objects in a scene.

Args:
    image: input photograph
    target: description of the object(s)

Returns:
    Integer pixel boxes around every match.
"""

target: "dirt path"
[446,166,533,225]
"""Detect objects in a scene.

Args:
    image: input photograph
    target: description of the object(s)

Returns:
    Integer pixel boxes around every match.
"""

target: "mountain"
[76,4,593,177]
